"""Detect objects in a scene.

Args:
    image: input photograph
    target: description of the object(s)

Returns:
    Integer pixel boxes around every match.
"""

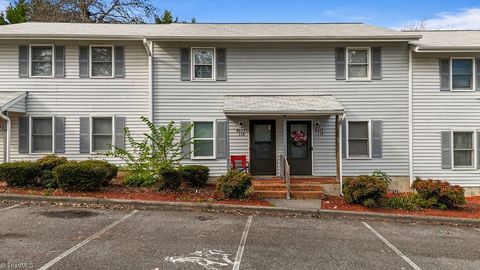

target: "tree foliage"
[0,0,29,24]
[155,9,195,24]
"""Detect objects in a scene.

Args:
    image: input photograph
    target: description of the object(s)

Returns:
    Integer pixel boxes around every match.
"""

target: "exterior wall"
[153,42,410,177]
[412,52,480,187]
[0,40,150,164]
[0,125,4,163]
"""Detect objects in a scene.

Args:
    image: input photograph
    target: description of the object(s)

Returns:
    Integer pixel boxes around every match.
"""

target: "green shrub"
[40,170,58,189]
[158,168,182,190]
[53,162,107,191]
[371,170,392,184]
[0,161,42,187]
[412,178,465,209]
[216,170,252,199]
[37,155,68,171]
[386,194,421,211]
[343,175,388,207]
[79,160,118,186]
[124,172,157,187]
[181,165,210,187]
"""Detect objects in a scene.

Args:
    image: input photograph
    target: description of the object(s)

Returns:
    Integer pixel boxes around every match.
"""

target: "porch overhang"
[223,95,345,116]
[0,91,27,113]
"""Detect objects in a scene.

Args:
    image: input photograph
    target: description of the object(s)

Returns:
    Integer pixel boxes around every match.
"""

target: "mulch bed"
[321,194,480,219]
[0,181,272,207]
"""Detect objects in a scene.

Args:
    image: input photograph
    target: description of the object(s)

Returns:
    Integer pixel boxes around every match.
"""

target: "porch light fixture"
[237,121,246,136]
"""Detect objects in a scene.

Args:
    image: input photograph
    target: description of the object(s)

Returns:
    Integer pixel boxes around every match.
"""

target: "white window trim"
[346,119,372,159]
[29,115,55,154]
[191,47,216,81]
[89,45,115,79]
[191,120,216,160]
[90,115,115,154]
[450,57,476,91]
[451,130,476,170]
[29,44,55,78]
[346,47,371,81]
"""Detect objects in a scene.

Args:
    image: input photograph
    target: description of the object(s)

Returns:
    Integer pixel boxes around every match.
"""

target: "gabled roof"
[224,95,344,115]
[0,22,421,41]
[408,30,480,51]
[0,91,27,112]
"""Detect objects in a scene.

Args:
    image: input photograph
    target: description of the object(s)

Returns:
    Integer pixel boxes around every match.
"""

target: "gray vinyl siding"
[153,42,410,176]
[0,129,4,163]
[0,40,149,164]
[412,52,480,187]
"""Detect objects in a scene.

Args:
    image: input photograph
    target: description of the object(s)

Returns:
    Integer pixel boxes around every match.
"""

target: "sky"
[2,0,480,29]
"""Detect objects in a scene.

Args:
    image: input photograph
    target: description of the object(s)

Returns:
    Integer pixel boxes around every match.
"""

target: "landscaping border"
[0,193,478,226]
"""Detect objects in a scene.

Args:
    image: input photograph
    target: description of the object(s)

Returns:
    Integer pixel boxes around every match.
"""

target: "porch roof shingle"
[223,95,345,116]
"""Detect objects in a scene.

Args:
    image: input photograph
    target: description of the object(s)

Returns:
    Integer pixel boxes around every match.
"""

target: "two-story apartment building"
[0,22,479,194]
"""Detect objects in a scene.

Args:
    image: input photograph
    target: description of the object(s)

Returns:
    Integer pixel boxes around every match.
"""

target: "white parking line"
[0,204,19,212]
[474,228,480,232]
[233,215,253,270]
[362,222,422,270]
[37,210,138,270]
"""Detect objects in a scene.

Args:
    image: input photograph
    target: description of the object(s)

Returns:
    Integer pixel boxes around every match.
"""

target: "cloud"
[402,8,480,30]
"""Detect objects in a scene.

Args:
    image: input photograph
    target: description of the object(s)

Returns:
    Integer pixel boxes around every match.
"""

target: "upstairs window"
[192,48,215,80]
[91,46,113,77]
[31,45,53,77]
[347,48,370,80]
[451,58,474,90]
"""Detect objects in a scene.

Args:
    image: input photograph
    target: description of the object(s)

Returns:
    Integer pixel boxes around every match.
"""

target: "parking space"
[0,203,479,270]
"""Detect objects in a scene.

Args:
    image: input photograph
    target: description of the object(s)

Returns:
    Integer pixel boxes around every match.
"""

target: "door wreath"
[291,130,308,146]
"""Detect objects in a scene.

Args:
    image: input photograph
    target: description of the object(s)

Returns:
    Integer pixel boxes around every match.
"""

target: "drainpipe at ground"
[0,111,11,162]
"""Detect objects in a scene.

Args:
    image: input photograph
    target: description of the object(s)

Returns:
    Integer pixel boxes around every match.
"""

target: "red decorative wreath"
[291,130,308,146]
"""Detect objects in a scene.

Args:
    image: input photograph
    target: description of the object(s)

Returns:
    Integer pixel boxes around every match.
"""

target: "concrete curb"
[0,193,479,226]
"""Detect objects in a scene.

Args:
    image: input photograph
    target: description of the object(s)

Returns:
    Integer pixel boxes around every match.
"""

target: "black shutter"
[341,120,346,158]
[79,117,90,153]
[216,48,227,81]
[439,58,450,91]
[114,46,125,78]
[371,120,383,158]
[79,46,89,78]
[476,58,480,91]
[114,116,125,150]
[441,131,452,169]
[54,117,65,153]
[180,48,191,81]
[371,47,382,80]
[335,47,346,80]
[216,119,227,158]
[18,116,29,153]
[18,45,29,78]
[55,46,65,78]
[181,121,191,159]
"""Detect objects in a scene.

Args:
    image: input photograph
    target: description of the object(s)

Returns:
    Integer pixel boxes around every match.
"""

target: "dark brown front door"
[287,121,312,175]
[249,120,276,175]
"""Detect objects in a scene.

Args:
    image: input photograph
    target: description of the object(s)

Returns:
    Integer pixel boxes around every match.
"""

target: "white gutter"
[408,48,414,184]
[143,39,154,123]
[0,111,10,162]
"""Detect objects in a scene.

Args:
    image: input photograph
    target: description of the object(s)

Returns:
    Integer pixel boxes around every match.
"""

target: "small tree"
[106,116,192,181]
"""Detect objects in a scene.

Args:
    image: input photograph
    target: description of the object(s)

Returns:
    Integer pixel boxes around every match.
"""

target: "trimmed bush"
[0,161,42,187]
[37,155,68,171]
[216,170,252,199]
[79,160,118,186]
[181,165,209,187]
[412,178,465,209]
[158,168,182,190]
[343,175,388,207]
[40,170,58,189]
[124,172,157,187]
[53,162,108,191]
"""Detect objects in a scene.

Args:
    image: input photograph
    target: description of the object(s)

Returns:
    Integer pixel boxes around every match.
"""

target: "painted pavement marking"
[233,215,253,270]
[0,204,19,212]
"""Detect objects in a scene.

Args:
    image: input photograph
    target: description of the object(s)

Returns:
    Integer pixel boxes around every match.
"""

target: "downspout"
[0,111,11,162]
[339,113,345,195]
[408,46,414,184]
[143,39,154,123]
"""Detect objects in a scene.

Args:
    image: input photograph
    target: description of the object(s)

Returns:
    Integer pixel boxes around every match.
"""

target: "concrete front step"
[253,184,323,191]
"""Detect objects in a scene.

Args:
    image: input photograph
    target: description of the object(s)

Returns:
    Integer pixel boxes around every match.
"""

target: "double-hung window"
[192,121,215,158]
[451,58,474,90]
[453,131,475,168]
[347,48,370,80]
[31,117,53,153]
[91,46,114,77]
[31,45,54,77]
[192,48,215,80]
[347,121,371,158]
[92,117,113,152]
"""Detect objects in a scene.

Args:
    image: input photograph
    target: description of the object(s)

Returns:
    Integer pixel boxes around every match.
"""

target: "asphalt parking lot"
[0,203,479,270]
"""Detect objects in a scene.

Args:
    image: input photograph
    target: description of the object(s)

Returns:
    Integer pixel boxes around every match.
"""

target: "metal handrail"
[279,154,291,200]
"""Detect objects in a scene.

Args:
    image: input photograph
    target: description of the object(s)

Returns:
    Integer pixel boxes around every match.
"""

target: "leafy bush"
[0,161,42,187]
[412,178,465,209]
[40,170,58,189]
[386,193,422,211]
[343,175,388,207]
[181,165,210,187]
[53,162,108,191]
[37,155,68,171]
[124,172,157,187]
[371,170,392,184]
[158,168,182,190]
[79,160,118,185]
[216,170,252,199]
